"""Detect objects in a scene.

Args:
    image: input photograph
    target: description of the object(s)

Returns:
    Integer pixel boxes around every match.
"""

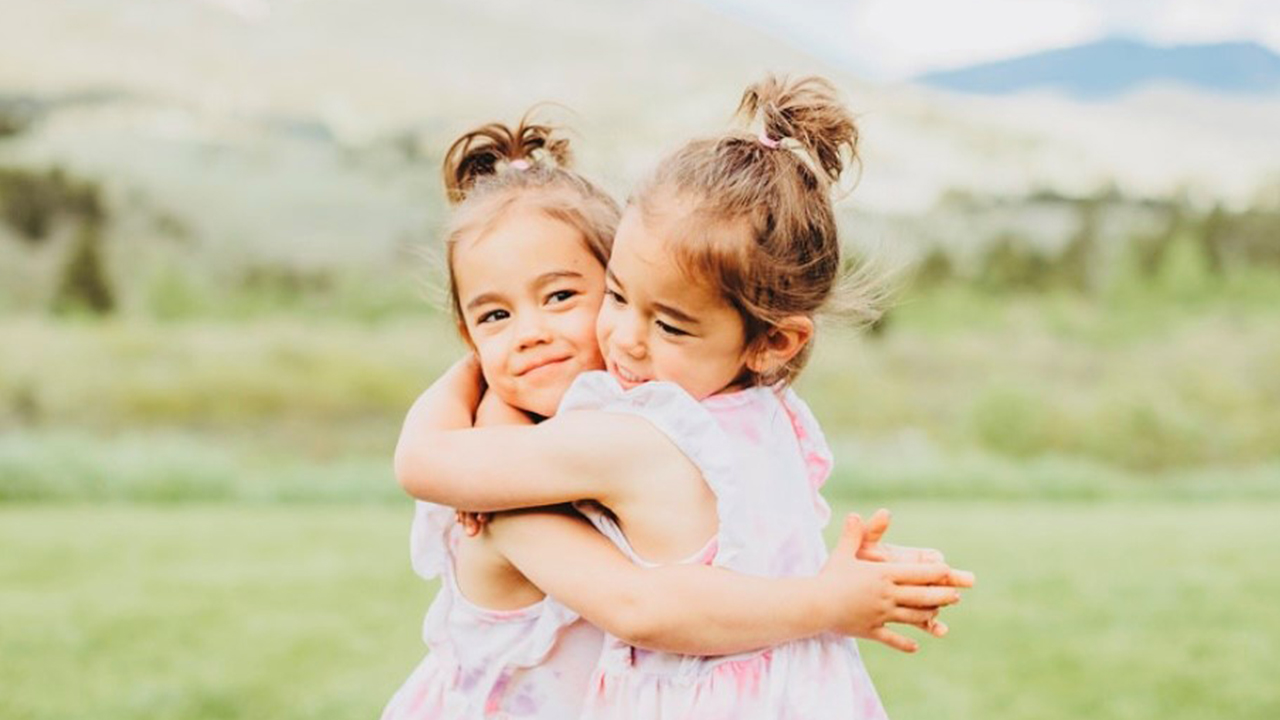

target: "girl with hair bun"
[393,90,972,719]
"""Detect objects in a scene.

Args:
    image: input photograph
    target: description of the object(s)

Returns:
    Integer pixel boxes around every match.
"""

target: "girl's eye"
[605,289,625,305]
[656,319,689,337]
[547,289,576,304]
[477,309,509,324]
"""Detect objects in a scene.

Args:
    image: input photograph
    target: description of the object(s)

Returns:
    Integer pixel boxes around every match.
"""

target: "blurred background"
[1,0,1277,718]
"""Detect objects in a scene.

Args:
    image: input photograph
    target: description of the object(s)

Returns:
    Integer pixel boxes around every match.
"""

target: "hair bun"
[442,112,573,204]
[736,74,859,186]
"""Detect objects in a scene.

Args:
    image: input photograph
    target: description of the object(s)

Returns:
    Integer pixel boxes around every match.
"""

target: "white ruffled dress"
[561,371,888,720]
[380,501,604,719]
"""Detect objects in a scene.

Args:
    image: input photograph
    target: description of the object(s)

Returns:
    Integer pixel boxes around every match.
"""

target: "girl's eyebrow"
[533,270,585,289]
[464,292,504,312]
[465,271,585,312]
[606,267,700,326]
[654,301,700,326]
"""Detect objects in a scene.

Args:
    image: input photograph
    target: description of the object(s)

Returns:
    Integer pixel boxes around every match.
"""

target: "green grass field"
[4,502,1278,720]
[3,259,1278,719]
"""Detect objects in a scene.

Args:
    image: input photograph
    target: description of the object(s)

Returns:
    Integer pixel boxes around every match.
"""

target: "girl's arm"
[412,366,974,654]
[486,507,972,655]
[395,357,688,512]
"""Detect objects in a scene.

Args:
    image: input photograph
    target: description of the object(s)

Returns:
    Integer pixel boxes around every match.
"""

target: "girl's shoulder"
[559,370,737,504]
[559,371,704,416]
[774,387,834,492]
[704,385,836,534]
[558,371,732,466]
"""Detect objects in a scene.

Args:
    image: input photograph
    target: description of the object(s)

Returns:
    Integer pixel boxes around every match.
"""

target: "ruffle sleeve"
[778,388,834,525]
[409,500,457,580]
[502,597,585,668]
[557,371,743,567]
[413,501,587,669]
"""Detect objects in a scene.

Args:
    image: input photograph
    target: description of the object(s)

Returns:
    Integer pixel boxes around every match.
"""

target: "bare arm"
[486,508,972,655]
[394,358,684,512]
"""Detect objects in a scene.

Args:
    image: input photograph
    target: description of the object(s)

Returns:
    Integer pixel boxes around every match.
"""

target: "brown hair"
[633,74,882,387]
[440,111,620,338]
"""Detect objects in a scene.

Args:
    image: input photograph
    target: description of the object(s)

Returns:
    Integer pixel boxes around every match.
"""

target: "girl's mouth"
[517,355,572,378]
[610,361,647,388]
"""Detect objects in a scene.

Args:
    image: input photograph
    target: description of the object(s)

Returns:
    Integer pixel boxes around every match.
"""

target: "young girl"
[390,102,972,719]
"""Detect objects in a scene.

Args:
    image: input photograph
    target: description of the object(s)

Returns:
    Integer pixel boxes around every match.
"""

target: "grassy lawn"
[4,502,1278,720]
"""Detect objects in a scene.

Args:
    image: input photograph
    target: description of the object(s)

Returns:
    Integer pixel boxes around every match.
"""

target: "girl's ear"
[745,316,814,375]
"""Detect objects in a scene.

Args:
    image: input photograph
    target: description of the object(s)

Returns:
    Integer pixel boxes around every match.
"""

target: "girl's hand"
[436,354,486,416]
[818,514,974,653]
[456,510,490,536]
[475,390,535,428]
[856,508,948,565]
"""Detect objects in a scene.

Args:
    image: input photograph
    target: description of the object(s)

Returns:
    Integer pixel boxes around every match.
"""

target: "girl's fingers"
[869,626,918,654]
[863,508,891,545]
[928,619,950,638]
[455,511,488,536]
[832,514,865,558]
[893,584,963,608]
[886,544,945,564]
[859,548,889,562]
[889,606,940,628]
[888,562,976,588]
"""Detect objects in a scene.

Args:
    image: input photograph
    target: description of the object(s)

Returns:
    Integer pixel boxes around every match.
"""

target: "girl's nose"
[612,312,646,359]
[514,313,553,350]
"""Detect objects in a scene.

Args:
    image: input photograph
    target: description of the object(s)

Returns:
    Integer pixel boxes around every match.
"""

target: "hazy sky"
[701,0,1280,79]
[196,0,1280,81]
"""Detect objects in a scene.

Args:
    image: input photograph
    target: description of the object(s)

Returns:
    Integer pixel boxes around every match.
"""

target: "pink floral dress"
[561,372,889,720]
[380,501,604,719]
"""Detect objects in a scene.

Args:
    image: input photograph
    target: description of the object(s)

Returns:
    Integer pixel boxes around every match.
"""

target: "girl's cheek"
[473,339,507,385]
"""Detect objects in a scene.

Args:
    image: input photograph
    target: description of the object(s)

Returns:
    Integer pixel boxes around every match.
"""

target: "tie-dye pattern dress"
[561,371,889,720]
[381,500,604,719]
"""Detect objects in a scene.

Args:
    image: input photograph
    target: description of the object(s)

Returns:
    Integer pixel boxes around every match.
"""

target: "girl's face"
[454,205,606,417]
[597,202,751,400]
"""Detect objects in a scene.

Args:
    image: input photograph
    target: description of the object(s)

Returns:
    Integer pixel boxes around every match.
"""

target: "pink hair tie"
[510,159,531,170]
[757,131,781,150]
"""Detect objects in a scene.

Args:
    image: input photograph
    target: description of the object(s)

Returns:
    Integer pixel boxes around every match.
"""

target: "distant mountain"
[917,38,1280,99]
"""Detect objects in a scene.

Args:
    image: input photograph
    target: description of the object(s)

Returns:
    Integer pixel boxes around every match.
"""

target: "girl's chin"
[513,365,604,417]
[518,386,572,419]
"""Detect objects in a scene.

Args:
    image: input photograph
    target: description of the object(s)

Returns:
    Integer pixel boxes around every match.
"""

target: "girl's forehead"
[610,229,727,316]
[611,212,677,281]
[456,210,600,287]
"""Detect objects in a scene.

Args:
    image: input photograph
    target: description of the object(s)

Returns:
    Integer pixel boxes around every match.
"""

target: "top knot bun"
[442,113,573,205]
[736,74,859,186]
